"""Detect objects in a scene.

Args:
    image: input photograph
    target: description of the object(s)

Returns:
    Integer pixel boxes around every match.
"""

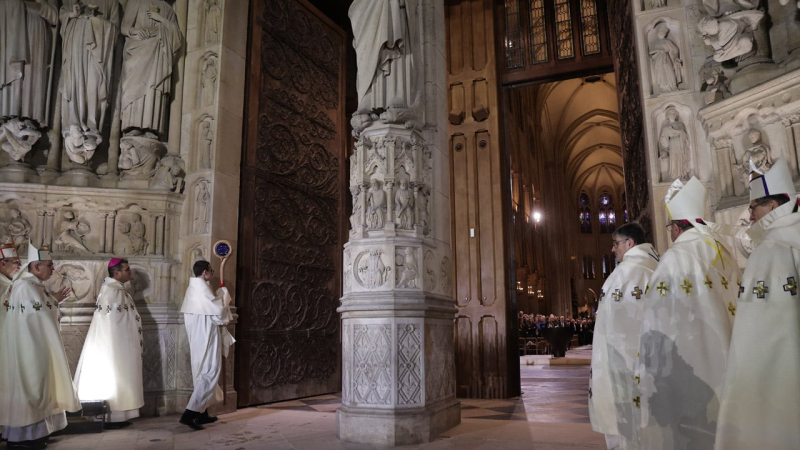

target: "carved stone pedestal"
[0,162,38,183]
[338,125,459,445]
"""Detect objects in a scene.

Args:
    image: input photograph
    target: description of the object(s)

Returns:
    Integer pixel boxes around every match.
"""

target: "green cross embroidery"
[720,276,729,290]
[727,302,736,316]
[612,289,623,302]
[633,396,641,408]
[32,302,42,311]
[656,281,670,296]
[46,301,52,309]
[3,300,9,311]
[645,284,650,294]
[753,281,769,299]
[680,279,694,295]
[631,286,643,299]
[703,275,713,289]
[784,277,797,296]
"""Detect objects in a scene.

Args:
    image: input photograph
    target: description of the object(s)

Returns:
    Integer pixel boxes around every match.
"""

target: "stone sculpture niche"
[200,54,218,109]
[55,211,92,254]
[203,0,221,45]
[394,179,415,230]
[395,247,418,288]
[118,213,149,255]
[366,179,387,230]
[349,0,420,136]
[733,128,774,191]
[0,208,32,249]
[192,180,211,235]
[646,20,686,96]
[658,106,692,182]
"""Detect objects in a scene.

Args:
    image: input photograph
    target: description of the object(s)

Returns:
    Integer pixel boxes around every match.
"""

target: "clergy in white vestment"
[635,178,741,450]
[0,243,22,341]
[715,159,800,450]
[590,223,659,450]
[0,243,78,450]
[180,260,234,430]
[73,258,144,427]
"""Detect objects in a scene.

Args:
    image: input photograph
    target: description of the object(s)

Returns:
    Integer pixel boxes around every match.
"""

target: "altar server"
[590,223,659,449]
[715,159,800,450]
[180,260,234,430]
[636,178,741,450]
[0,243,78,450]
[74,258,144,427]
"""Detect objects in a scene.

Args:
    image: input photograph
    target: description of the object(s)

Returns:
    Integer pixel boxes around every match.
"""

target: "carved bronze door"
[236,0,346,407]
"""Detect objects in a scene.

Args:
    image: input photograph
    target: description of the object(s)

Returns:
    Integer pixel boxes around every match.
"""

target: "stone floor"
[43,347,604,450]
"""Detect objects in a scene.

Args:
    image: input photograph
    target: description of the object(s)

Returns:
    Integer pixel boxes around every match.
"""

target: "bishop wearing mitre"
[0,243,77,450]
[179,260,234,430]
[589,223,659,450]
[715,159,800,450]
[73,258,144,427]
[635,178,741,450]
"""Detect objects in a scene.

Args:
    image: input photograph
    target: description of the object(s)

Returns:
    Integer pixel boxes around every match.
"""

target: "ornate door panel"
[236,0,346,407]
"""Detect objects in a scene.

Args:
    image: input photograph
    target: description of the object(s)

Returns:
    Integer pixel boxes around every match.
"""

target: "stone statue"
[417,186,429,235]
[349,0,419,133]
[204,0,221,45]
[198,117,214,169]
[149,155,184,192]
[49,263,90,300]
[735,129,774,189]
[366,179,386,229]
[698,12,763,63]
[658,107,691,181]
[394,179,414,229]
[0,118,41,161]
[361,249,388,289]
[649,22,683,94]
[396,247,417,288]
[193,181,210,234]
[120,0,182,136]
[55,210,91,254]
[119,213,148,255]
[60,0,120,157]
[119,133,164,177]
[649,0,667,8]
[349,185,363,232]
[0,0,58,125]
[701,67,731,105]
[4,208,31,248]
[200,56,218,108]
[191,246,204,265]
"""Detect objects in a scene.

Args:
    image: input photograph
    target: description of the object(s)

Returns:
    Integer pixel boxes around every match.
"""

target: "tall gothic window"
[529,0,549,64]
[599,192,613,234]
[579,192,592,234]
[505,0,524,69]
[579,0,601,55]
[622,192,628,223]
[554,0,574,59]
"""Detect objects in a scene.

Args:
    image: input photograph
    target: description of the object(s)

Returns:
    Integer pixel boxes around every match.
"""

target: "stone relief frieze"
[351,324,392,405]
[149,155,185,192]
[397,324,422,405]
[355,249,391,289]
[366,179,387,230]
[118,213,149,255]
[395,247,418,289]
[0,208,32,250]
[394,179,415,230]
[55,210,92,254]
[46,261,92,302]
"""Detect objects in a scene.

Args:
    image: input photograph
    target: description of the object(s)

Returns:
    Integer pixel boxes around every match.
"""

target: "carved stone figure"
[396,247,417,288]
[417,186,430,235]
[735,129,774,189]
[649,0,667,8]
[649,22,683,94]
[149,155,184,192]
[701,67,731,104]
[192,246,205,265]
[119,133,164,177]
[200,56,218,108]
[48,263,90,300]
[193,181,211,234]
[55,210,91,254]
[60,0,120,154]
[0,118,41,161]
[349,185,363,232]
[204,0,221,45]
[5,208,31,248]
[394,179,414,229]
[120,0,182,136]
[198,117,214,169]
[366,179,386,229]
[349,0,419,132]
[119,213,148,255]
[658,107,691,181]
[698,12,763,63]
[0,0,58,125]
[361,249,388,289]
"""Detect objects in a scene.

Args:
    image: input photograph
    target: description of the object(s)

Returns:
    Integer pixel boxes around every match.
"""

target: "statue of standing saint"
[349,0,419,134]
[59,0,120,164]
[120,0,182,137]
[649,22,683,94]
[366,179,386,229]
[658,107,691,182]
[394,179,414,229]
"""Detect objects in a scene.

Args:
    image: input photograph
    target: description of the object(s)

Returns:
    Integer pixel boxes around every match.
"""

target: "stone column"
[338,126,460,446]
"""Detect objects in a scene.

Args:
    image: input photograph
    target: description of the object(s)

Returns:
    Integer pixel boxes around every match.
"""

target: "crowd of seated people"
[518,312,595,352]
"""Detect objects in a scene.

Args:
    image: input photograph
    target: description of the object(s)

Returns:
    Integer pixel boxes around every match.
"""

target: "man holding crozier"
[180,259,234,430]
[0,243,78,450]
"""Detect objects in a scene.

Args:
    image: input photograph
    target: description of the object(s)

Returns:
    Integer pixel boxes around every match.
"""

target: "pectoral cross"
[784,277,797,296]
[721,276,729,290]
[3,300,9,311]
[727,302,736,316]
[753,281,769,299]
[656,281,670,296]
[703,275,713,289]
[680,279,694,295]
[33,302,42,311]
[631,286,643,300]
[612,289,623,302]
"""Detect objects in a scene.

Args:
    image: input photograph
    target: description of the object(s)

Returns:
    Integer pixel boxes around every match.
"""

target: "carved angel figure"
[55,211,91,254]
[698,12,763,62]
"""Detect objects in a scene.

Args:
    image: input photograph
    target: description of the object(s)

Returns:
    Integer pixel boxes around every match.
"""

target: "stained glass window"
[579,0,600,55]
[555,0,574,59]
[505,0,524,69]
[529,0,549,64]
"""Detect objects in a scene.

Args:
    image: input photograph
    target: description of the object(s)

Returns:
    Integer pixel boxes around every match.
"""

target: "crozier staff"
[0,243,78,450]
[179,259,234,430]
[73,258,144,427]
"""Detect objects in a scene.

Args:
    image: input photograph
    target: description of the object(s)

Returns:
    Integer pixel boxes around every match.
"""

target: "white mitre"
[665,176,707,222]
[27,240,52,262]
[749,158,796,201]
[0,242,18,259]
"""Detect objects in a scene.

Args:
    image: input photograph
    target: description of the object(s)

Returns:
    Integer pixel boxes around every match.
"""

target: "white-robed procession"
[73,258,144,425]
[590,223,659,450]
